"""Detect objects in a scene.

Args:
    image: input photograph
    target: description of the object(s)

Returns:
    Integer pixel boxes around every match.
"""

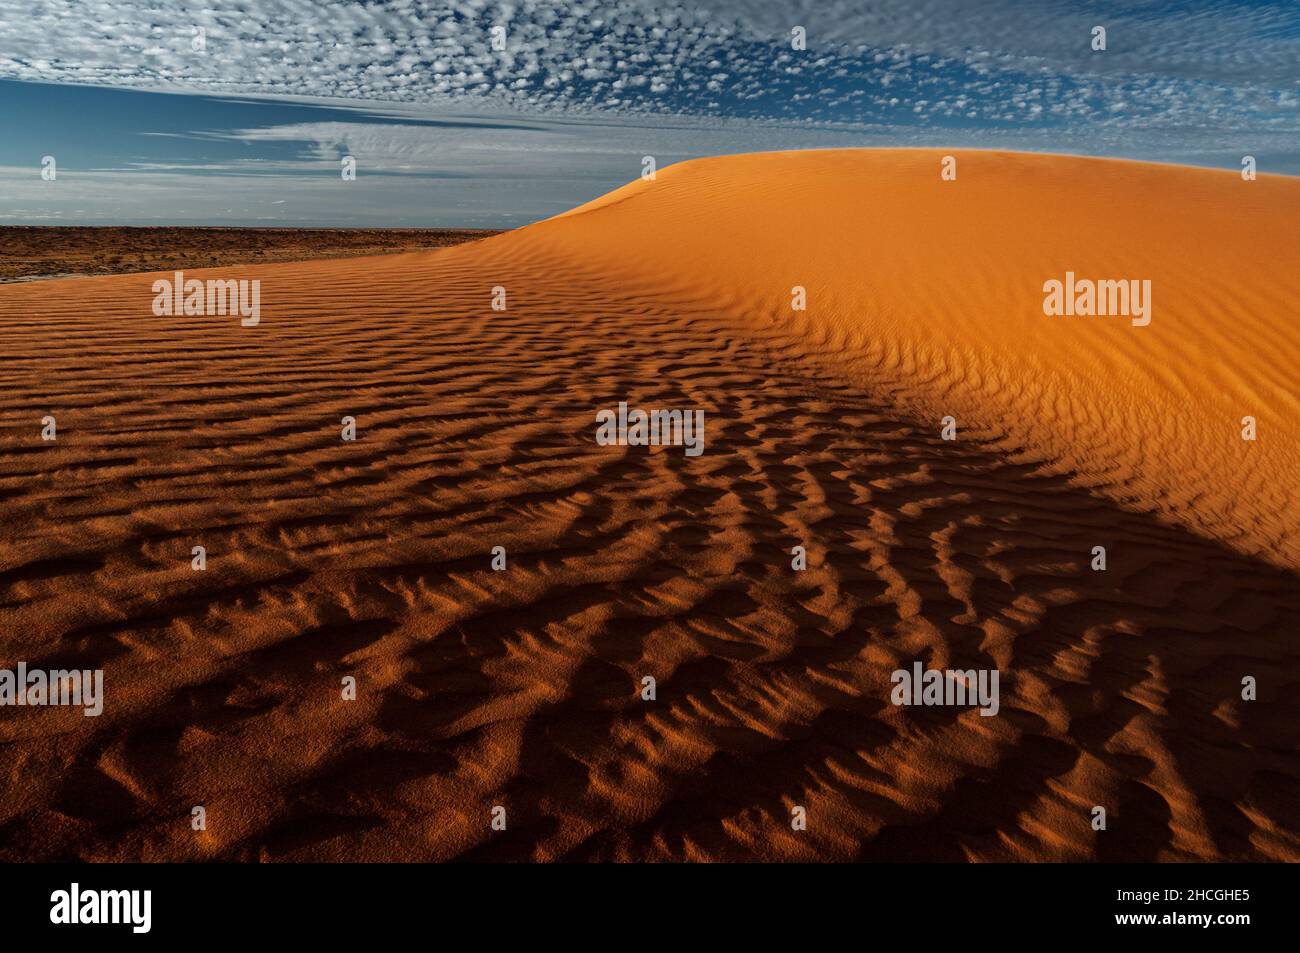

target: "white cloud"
[0,0,1294,129]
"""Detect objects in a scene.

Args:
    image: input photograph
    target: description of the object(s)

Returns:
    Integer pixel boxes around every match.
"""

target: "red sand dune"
[0,149,1296,862]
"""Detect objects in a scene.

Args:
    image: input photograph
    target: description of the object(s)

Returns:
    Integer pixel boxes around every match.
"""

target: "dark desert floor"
[0,227,500,282]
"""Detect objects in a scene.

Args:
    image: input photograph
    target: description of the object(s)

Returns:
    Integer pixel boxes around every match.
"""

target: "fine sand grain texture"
[0,149,1296,862]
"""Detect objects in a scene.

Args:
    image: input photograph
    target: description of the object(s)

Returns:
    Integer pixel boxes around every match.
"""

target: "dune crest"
[511,149,1300,569]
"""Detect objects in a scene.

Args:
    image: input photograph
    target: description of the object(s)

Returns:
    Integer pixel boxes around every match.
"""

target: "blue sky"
[1,0,1297,226]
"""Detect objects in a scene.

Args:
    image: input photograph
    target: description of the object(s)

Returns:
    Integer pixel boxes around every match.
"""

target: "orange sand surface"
[0,149,1296,861]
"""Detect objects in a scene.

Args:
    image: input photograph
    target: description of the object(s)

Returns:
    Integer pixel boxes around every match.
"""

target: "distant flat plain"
[0,227,501,282]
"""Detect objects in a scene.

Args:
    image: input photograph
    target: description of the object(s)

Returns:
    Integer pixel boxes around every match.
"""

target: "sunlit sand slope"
[527,149,1300,569]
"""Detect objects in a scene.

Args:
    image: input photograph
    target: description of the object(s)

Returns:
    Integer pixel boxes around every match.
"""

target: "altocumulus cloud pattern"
[1,0,1298,149]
